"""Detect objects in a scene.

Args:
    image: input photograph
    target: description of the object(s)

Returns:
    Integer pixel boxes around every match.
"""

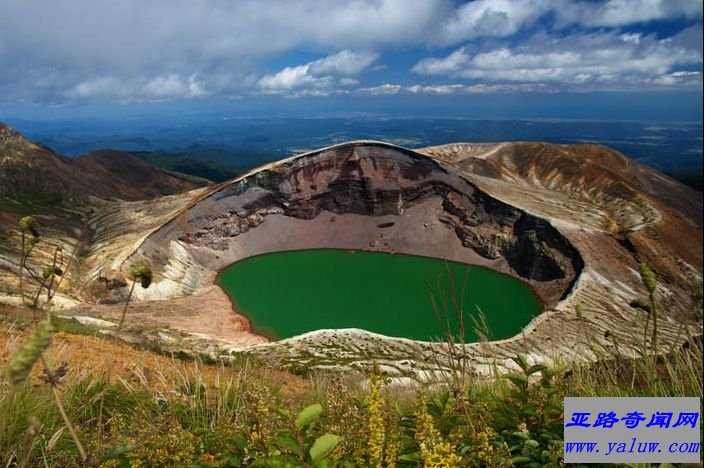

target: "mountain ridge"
[0,123,205,203]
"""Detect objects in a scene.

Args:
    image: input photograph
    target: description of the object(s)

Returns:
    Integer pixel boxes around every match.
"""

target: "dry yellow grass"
[0,314,308,397]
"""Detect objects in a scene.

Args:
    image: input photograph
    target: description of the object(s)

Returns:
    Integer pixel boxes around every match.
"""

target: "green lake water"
[217,249,541,342]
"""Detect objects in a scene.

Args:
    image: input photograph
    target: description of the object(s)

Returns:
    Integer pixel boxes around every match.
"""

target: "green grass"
[0,314,102,339]
[1,322,701,466]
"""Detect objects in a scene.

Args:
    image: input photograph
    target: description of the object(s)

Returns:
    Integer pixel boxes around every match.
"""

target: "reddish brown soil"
[0,306,307,397]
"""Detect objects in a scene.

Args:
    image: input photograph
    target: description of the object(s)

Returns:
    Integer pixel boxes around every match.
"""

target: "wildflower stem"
[19,230,25,307]
[45,240,80,309]
[40,354,87,462]
[649,290,657,355]
[118,280,136,329]
[99,274,139,435]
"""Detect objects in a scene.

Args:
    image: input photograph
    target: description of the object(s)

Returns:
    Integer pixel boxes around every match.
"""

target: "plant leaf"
[103,444,138,457]
[47,427,65,452]
[309,433,339,463]
[526,364,547,376]
[275,434,300,454]
[274,407,291,420]
[511,355,529,372]
[504,372,528,388]
[524,439,540,449]
[295,403,323,429]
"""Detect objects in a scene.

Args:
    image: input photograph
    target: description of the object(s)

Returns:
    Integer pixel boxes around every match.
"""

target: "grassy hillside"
[1,302,702,466]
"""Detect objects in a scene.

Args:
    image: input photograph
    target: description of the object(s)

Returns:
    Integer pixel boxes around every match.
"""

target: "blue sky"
[0,0,702,120]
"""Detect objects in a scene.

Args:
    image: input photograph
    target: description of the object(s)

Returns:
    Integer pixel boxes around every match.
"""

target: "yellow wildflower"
[365,366,385,467]
[415,393,460,467]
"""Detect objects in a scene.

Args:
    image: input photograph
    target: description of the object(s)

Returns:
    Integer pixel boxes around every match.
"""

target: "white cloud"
[356,83,552,95]
[0,0,702,103]
[0,1,439,74]
[309,50,379,75]
[620,33,641,44]
[412,48,471,75]
[257,50,378,94]
[413,28,703,89]
[257,65,323,92]
[68,74,209,101]
[0,0,443,103]
[435,0,703,45]
[356,84,404,95]
[652,70,703,86]
[142,74,207,99]
[339,77,360,86]
[556,0,702,27]
[462,83,554,93]
[70,77,124,99]
[407,84,467,94]
[437,0,551,44]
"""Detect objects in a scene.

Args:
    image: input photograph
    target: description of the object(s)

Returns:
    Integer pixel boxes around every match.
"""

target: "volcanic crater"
[3,129,699,377]
[133,142,583,311]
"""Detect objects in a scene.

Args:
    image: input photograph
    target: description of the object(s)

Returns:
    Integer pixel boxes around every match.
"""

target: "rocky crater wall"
[127,142,583,309]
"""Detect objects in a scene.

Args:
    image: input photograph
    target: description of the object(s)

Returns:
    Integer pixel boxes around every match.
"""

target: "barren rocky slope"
[0,124,85,203]
[0,128,701,378]
[74,149,208,200]
[0,123,206,309]
[0,124,203,203]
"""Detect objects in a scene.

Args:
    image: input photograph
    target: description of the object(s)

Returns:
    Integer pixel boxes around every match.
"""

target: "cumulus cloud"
[435,0,702,44]
[413,27,703,89]
[0,0,702,103]
[0,0,445,103]
[356,83,552,95]
[257,66,325,93]
[257,50,378,95]
[309,50,380,75]
[555,0,702,28]
[412,48,472,76]
[437,0,552,45]
[67,74,209,102]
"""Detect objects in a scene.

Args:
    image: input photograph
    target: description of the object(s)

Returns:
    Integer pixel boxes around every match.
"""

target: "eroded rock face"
[135,142,583,307]
[508,216,580,283]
